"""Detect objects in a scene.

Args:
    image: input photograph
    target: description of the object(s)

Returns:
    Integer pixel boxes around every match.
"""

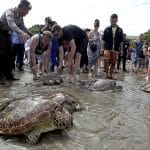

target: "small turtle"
[79,79,122,92]
[140,83,150,93]
[0,92,74,144]
[40,73,63,85]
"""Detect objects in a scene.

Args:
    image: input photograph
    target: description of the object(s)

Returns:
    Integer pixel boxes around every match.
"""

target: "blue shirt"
[51,36,59,66]
[136,41,143,58]
[11,31,22,44]
[131,48,137,59]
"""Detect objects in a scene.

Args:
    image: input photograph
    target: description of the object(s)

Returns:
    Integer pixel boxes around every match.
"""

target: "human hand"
[57,66,62,74]
[19,32,30,43]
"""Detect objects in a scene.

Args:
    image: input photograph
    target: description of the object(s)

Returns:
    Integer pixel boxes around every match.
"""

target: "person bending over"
[30,31,52,80]
[52,24,88,83]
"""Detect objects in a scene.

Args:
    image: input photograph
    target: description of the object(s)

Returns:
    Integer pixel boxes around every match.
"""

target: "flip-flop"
[108,77,117,80]
[33,76,39,81]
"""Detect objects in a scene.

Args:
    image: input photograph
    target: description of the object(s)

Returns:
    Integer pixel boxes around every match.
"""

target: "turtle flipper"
[0,99,14,112]
[112,86,123,92]
[26,131,41,144]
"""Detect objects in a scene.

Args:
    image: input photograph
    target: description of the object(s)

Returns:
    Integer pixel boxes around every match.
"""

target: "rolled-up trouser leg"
[104,50,111,78]
[110,51,117,78]
[104,59,109,77]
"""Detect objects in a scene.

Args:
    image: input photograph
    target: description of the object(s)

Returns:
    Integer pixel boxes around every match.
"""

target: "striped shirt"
[0,7,29,34]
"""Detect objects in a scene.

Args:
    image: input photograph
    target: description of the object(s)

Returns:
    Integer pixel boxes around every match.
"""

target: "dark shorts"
[145,58,149,68]
[137,58,145,68]
[76,38,88,54]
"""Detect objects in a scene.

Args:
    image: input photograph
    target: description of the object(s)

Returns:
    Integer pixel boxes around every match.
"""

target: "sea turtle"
[40,73,63,85]
[140,83,150,93]
[45,90,83,113]
[79,79,122,92]
[0,92,79,144]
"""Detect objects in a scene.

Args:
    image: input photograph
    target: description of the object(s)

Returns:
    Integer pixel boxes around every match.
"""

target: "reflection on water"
[0,68,150,150]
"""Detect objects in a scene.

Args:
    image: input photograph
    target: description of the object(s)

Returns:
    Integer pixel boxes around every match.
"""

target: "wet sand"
[0,67,150,150]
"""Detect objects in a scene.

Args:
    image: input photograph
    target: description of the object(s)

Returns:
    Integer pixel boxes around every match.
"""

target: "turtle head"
[53,109,73,129]
[113,86,123,92]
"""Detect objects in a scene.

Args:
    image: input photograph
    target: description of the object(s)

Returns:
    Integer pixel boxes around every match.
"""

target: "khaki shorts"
[104,50,118,65]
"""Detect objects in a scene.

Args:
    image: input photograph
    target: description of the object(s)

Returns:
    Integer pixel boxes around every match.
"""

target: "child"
[130,42,137,72]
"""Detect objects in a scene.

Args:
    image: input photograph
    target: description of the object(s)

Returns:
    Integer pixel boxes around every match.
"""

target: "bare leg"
[110,64,115,79]
[71,53,81,83]
[39,62,44,75]
[94,60,99,77]
[145,67,149,80]
[30,62,38,80]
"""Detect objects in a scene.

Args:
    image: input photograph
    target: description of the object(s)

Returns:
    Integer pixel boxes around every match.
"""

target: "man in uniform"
[0,0,32,84]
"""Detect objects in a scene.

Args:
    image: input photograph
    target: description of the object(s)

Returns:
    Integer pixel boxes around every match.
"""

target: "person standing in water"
[87,19,101,77]
[117,33,130,72]
[103,14,123,79]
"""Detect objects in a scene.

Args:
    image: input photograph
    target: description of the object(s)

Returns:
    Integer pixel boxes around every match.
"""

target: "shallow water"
[0,67,150,150]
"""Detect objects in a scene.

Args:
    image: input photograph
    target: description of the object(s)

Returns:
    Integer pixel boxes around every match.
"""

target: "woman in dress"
[87,19,101,77]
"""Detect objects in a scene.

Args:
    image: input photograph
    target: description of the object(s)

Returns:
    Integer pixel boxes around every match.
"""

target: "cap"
[18,0,32,9]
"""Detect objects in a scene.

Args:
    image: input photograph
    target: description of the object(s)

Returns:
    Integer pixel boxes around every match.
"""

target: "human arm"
[88,31,96,43]
[30,36,38,72]
[120,42,123,56]
[41,22,49,33]
[20,19,32,36]
[120,29,124,56]
[6,9,29,42]
[66,39,76,68]
[57,46,64,74]
[44,41,52,72]
[102,29,107,51]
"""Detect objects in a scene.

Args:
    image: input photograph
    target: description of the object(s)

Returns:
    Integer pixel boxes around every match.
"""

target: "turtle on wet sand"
[79,79,122,92]
[40,73,63,85]
[140,83,150,93]
[0,91,80,144]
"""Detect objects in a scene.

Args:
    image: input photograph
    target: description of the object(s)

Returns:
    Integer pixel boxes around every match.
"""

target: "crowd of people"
[0,0,150,85]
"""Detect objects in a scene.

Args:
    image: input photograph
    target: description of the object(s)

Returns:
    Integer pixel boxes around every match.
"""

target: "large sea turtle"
[140,83,150,93]
[40,73,63,85]
[0,91,80,144]
[79,79,122,92]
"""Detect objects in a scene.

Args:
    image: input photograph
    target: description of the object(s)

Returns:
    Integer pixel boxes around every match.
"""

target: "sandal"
[33,76,39,81]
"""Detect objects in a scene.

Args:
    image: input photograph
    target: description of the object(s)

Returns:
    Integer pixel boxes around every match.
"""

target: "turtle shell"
[141,83,150,93]
[0,96,72,135]
[45,91,82,113]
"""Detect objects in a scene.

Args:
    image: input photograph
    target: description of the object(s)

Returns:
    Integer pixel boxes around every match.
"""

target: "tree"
[144,29,150,43]
[28,24,43,34]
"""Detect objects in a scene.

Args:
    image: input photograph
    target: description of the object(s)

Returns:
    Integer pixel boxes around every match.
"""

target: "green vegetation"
[144,29,150,43]
[28,24,42,34]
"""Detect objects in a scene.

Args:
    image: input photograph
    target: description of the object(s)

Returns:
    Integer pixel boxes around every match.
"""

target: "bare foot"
[88,73,93,78]
[69,77,76,84]
[145,75,149,80]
